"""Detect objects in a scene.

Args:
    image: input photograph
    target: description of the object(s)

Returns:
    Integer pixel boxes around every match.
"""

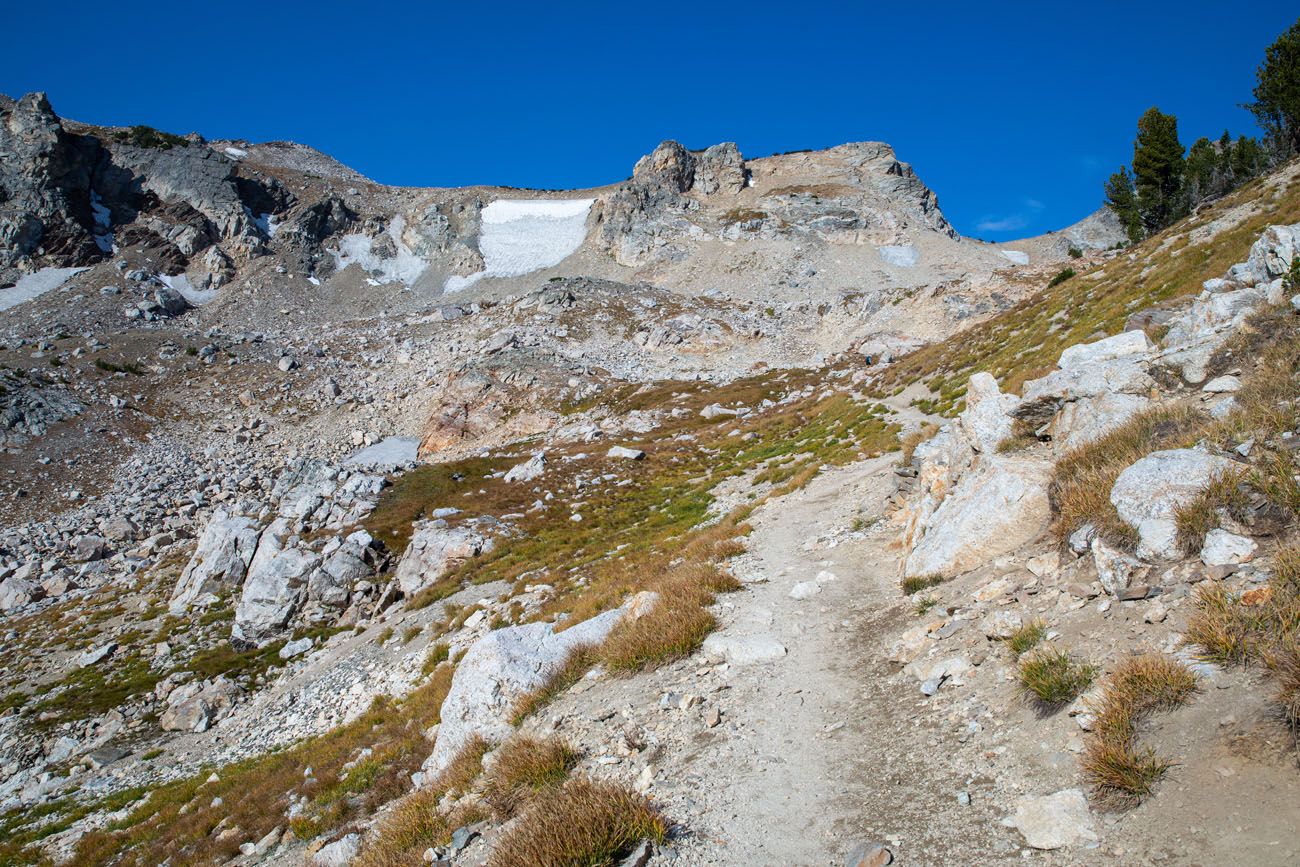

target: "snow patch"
[444,198,593,292]
[91,192,115,253]
[1000,250,1030,265]
[880,245,919,267]
[224,147,247,159]
[157,273,218,306]
[344,436,420,469]
[331,215,427,286]
[0,267,88,312]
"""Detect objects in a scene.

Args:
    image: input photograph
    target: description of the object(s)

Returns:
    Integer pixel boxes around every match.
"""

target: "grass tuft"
[1174,468,1249,554]
[511,645,598,725]
[1005,619,1047,657]
[485,778,666,867]
[1081,655,1197,805]
[1016,646,1096,709]
[901,573,948,596]
[482,736,580,819]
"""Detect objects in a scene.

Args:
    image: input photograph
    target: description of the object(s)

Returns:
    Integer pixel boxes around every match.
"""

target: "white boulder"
[1109,449,1238,561]
[394,522,494,596]
[1010,789,1098,850]
[232,519,321,643]
[1200,529,1257,567]
[504,452,546,482]
[423,598,647,776]
[170,510,260,614]
[904,455,1052,579]
[958,372,1019,453]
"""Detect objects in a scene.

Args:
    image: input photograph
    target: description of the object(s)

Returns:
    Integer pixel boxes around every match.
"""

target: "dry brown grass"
[1174,467,1250,554]
[485,777,666,867]
[1051,404,1203,547]
[899,422,939,464]
[511,644,599,725]
[353,735,489,867]
[1185,582,1269,666]
[1081,655,1197,805]
[482,736,579,818]
[1016,647,1097,709]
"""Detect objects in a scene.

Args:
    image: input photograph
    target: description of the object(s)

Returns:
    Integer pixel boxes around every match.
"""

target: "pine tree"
[1185,137,1217,206]
[1132,107,1186,232]
[1104,166,1143,244]
[1246,16,1300,156]
[1232,135,1264,181]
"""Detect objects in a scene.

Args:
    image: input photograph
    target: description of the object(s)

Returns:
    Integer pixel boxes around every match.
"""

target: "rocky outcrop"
[232,518,321,644]
[394,521,495,596]
[1109,448,1238,561]
[169,510,260,614]
[423,595,652,777]
[904,455,1052,578]
[0,93,101,279]
[1161,223,1299,382]
[159,677,242,733]
[0,369,83,447]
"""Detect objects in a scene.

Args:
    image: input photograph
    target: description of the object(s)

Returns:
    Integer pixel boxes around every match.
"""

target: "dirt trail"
[678,456,902,865]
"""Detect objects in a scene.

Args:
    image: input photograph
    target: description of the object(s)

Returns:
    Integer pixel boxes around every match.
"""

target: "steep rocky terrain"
[3,90,1300,867]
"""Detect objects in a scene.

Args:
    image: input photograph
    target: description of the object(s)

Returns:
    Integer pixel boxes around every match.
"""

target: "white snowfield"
[333,215,428,287]
[444,198,594,292]
[157,273,219,306]
[1000,249,1030,265]
[879,244,919,268]
[0,267,88,313]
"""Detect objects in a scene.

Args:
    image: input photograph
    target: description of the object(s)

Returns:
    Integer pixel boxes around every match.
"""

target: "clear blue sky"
[3,1,1294,240]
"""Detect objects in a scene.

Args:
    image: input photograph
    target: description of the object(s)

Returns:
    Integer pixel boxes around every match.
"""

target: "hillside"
[2,89,1299,867]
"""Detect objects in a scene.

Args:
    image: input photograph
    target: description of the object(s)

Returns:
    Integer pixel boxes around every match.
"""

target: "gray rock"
[1110,449,1237,560]
[394,521,493,596]
[312,833,360,867]
[607,445,646,460]
[170,510,259,614]
[1009,788,1098,850]
[232,518,320,643]
[424,596,652,775]
[701,634,787,665]
[1200,529,1257,567]
[159,677,241,733]
[504,452,546,482]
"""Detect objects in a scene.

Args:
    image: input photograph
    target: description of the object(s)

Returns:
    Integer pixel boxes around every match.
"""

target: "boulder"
[1200,529,1257,567]
[702,634,788,665]
[312,833,360,867]
[424,598,648,776]
[503,452,546,482]
[394,521,493,596]
[1109,449,1238,560]
[1046,392,1149,453]
[958,372,1018,453]
[169,510,259,614]
[309,531,373,608]
[1091,537,1149,597]
[1057,330,1153,369]
[159,677,241,733]
[606,445,646,460]
[1009,789,1098,850]
[0,569,43,611]
[232,518,321,643]
[904,456,1052,578]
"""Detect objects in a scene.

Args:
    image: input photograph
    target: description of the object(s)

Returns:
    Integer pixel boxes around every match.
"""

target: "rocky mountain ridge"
[3,90,1297,867]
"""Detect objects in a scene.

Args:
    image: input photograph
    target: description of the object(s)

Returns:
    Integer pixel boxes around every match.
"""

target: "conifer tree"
[1247,16,1300,156]
[1132,107,1186,232]
[1104,166,1143,244]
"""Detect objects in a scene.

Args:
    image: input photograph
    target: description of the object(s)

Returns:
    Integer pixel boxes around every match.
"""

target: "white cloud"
[975,198,1045,234]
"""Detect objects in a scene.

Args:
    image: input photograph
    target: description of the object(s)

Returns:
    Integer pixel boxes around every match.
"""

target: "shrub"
[482,736,579,818]
[1047,267,1076,288]
[1016,647,1096,708]
[1068,245,1084,259]
[913,595,939,615]
[486,778,666,867]
[111,125,188,150]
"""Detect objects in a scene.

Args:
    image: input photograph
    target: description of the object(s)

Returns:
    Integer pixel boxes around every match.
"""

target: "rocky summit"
[2,70,1300,867]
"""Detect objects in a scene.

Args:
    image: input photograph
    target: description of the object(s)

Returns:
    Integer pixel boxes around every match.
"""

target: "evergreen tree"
[1132,107,1186,232]
[1185,136,1217,205]
[1246,16,1300,156]
[1232,135,1264,181]
[1104,166,1143,244]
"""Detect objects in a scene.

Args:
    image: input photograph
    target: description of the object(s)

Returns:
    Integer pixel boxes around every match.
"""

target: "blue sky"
[3,2,1294,240]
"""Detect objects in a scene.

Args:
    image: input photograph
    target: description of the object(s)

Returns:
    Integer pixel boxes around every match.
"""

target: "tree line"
[1105,16,1300,243]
